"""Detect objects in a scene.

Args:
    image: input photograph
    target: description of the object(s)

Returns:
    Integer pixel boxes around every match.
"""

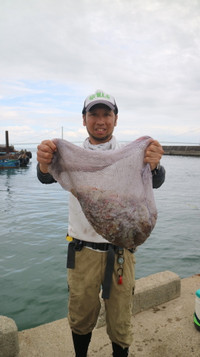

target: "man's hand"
[144,140,164,170]
[37,140,57,173]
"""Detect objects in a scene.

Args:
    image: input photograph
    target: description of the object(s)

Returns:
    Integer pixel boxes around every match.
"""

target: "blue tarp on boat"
[0,158,20,168]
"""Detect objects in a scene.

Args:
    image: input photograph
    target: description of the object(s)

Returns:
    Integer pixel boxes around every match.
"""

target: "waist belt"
[67,238,134,299]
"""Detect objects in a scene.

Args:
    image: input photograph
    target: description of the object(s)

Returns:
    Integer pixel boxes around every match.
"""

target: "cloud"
[0,0,200,144]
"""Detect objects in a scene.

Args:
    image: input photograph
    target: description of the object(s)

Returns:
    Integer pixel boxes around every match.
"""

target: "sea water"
[0,146,199,330]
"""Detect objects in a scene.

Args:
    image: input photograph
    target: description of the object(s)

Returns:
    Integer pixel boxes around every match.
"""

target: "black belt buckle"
[74,239,84,251]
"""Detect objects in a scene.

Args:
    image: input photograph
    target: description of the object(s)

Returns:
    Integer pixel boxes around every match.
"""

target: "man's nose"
[96,115,105,124]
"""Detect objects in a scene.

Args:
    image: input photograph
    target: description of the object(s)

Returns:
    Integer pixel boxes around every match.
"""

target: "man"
[37,90,165,357]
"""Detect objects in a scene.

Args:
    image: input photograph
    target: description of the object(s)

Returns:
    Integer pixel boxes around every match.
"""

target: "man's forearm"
[37,163,56,184]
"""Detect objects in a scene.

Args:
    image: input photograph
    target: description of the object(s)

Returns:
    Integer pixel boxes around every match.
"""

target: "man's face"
[83,105,118,145]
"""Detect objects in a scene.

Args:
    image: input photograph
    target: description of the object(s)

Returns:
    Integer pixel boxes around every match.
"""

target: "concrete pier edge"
[0,270,181,356]
[0,316,19,357]
[162,145,200,156]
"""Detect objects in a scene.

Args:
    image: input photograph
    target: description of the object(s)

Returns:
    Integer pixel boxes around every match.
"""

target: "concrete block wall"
[132,270,181,314]
[0,316,19,357]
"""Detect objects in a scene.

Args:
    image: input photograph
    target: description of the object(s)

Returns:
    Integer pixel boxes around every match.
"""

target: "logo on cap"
[88,91,111,100]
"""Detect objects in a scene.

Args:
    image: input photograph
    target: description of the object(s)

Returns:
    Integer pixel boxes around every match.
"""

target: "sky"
[0,0,200,146]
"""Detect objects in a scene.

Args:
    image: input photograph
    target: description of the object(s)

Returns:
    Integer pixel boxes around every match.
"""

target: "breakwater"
[163,145,200,156]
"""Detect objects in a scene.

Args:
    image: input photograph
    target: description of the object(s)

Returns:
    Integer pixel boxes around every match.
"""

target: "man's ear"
[114,115,118,126]
[83,114,86,126]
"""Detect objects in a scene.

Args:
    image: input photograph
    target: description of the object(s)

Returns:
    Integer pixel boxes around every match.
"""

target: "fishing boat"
[0,131,32,169]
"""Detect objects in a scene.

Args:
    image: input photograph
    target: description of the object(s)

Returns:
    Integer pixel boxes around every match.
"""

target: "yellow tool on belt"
[66,235,73,242]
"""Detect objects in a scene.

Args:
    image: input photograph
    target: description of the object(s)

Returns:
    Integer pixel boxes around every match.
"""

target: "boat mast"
[5,131,9,153]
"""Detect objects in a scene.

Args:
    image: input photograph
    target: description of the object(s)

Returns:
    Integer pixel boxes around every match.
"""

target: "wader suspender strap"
[67,241,76,269]
[102,244,115,299]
